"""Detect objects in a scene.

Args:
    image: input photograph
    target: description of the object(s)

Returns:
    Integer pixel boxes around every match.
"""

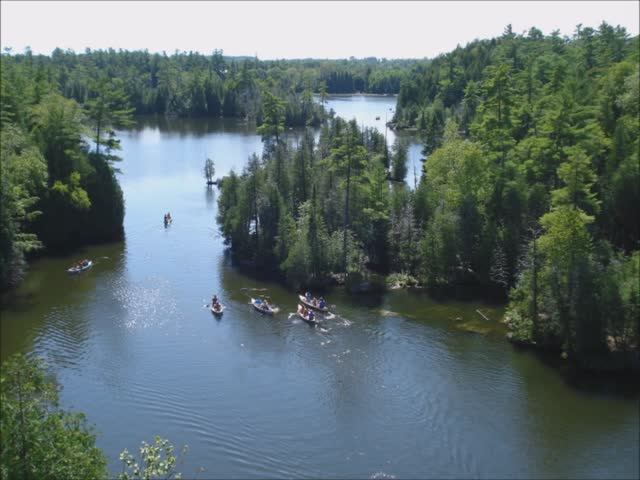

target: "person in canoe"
[212,294,219,307]
[298,304,312,321]
[308,309,315,322]
[305,291,312,301]
[318,297,326,309]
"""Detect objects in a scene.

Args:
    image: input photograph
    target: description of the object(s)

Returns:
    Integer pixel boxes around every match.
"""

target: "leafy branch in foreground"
[0,355,185,480]
[118,436,187,480]
[0,354,107,480]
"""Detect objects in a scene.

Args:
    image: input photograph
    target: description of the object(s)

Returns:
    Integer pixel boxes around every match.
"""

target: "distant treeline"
[2,48,412,123]
[217,23,639,371]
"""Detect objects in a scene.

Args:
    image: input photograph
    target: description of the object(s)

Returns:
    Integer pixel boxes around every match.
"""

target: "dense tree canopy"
[399,23,639,366]
[0,52,127,289]
[1,49,413,127]
[217,23,639,369]
[217,115,388,287]
[0,355,107,479]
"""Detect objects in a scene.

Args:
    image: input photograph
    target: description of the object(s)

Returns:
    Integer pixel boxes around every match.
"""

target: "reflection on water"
[129,115,257,138]
[1,103,638,479]
[205,185,216,210]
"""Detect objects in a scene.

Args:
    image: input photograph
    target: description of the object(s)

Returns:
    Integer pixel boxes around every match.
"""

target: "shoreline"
[230,257,640,378]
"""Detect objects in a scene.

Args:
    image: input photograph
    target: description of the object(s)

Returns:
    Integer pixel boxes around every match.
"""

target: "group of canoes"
[246,291,328,326]
[163,212,173,226]
[297,292,327,325]
[67,259,93,274]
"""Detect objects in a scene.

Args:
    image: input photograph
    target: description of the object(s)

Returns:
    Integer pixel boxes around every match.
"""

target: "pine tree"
[85,78,134,157]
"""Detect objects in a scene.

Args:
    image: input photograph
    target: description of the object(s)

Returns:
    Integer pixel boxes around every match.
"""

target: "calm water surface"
[1,96,638,479]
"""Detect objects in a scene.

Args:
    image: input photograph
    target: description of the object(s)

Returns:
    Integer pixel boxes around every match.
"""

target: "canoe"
[211,304,224,316]
[298,295,328,313]
[67,260,93,274]
[297,305,320,325]
[251,298,278,315]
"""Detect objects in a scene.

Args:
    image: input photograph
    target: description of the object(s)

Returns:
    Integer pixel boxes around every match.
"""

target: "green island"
[215,24,639,372]
[1,12,638,480]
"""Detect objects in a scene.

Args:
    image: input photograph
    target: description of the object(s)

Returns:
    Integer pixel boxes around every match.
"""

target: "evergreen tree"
[0,355,107,479]
[390,138,408,181]
[85,77,134,156]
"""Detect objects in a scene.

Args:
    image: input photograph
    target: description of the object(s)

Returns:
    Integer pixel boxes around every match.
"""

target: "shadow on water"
[205,184,215,210]
[1,241,126,362]
[128,114,258,138]
[520,345,640,398]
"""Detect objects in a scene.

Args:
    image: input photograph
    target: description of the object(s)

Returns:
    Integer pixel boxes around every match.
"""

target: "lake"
[1,95,638,479]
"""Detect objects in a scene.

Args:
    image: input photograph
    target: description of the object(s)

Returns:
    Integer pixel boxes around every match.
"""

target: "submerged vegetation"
[217,23,639,370]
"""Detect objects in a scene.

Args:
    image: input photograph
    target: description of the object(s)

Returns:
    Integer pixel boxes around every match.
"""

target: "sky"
[1,1,638,59]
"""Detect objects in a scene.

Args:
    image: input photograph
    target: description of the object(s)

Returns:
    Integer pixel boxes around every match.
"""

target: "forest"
[1,22,638,368]
[1,48,411,123]
[1,9,639,479]
[0,48,415,290]
[217,23,639,369]
[1,54,131,289]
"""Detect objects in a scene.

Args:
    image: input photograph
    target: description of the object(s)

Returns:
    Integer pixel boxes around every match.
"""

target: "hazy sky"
[1,1,638,59]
